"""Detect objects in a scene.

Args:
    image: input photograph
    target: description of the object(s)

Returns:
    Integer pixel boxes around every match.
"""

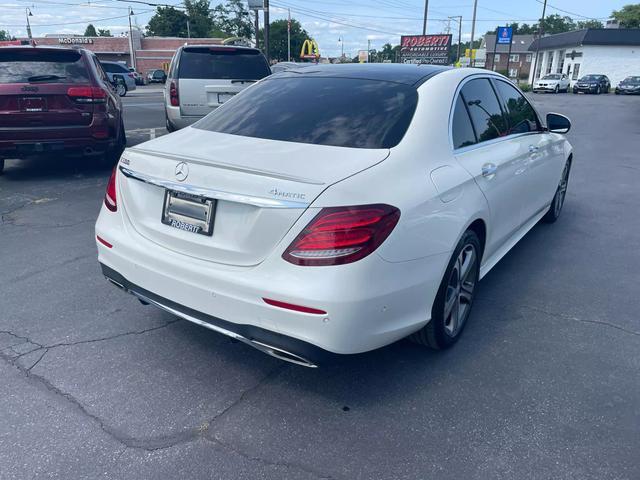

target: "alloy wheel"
[116,84,126,97]
[443,244,478,337]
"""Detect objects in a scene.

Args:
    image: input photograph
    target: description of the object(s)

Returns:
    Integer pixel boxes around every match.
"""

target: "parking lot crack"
[207,436,337,480]
[522,305,640,337]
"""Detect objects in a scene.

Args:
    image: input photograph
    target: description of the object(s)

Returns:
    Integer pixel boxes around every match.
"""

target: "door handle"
[528,145,540,154]
[481,163,497,177]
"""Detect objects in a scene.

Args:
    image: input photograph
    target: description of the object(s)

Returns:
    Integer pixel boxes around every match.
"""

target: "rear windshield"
[0,49,90,84]
[194,77,418,149]
[101,62,129,74]
[178,48,270,80]
[581,75,602,81]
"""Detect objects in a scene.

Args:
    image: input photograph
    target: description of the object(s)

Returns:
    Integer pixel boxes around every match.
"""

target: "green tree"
[537,14,576,34]
[576,19,604,29]
[380,43,394,62]
[146,6,189,37]
[261,19,309,61]
[612,4,640,28]
[84,24,97,36]
[97,29,112,37]
[0,30,15,41]
[211,0,253,38]
[184,0,213,37]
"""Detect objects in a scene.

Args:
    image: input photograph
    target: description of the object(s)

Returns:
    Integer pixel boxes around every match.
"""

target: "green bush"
[519,83,532,92]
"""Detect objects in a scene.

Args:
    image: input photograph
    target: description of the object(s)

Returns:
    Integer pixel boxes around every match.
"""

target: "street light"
[25,8,33,41]
[128,7,136,71]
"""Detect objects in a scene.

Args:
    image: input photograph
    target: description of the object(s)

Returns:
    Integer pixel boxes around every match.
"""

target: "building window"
[557,50,565,73]
[545,52,554,74]
[572,63,580,80]
[509,54,519,62]
[509,68,518,78]
[526,54,532,62]
[494,54,501,62]
[566,63,571,75]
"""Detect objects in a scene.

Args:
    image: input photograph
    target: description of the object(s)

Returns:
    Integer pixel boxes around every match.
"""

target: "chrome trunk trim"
[119,165,310,209]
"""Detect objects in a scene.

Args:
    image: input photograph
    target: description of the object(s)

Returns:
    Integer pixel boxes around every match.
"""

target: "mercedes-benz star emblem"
[174,162,189,182]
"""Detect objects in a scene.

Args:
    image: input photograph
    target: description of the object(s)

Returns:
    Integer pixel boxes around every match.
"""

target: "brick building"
[21,32,223,73]
[482,34,535,80]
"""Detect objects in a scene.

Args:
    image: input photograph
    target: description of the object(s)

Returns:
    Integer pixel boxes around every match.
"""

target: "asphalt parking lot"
[1,91,639,479]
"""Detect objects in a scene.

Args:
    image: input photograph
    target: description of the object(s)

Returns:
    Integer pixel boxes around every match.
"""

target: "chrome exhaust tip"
[249,340,318,368]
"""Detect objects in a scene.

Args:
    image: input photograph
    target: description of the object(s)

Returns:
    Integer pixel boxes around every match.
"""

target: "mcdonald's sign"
[300,39,320,60]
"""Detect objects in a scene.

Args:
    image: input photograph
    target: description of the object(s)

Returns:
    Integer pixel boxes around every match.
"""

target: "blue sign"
[497,27,513,45]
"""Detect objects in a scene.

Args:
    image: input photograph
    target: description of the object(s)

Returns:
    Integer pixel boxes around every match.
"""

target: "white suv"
[164,45,271,131]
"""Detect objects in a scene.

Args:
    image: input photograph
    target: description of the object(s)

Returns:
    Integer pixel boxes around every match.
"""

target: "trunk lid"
[0,48,94,129]
[177,46,270,118]
[118,127,389,266]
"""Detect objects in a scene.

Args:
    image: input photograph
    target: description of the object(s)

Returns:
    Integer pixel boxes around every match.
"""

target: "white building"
[528,29,640,87]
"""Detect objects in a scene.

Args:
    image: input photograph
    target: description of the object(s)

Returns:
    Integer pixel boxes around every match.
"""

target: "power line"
[0,9,153,27]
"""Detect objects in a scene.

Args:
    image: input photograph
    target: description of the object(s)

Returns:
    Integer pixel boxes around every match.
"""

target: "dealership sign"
[400,34,452,65]
[58,37,94,45]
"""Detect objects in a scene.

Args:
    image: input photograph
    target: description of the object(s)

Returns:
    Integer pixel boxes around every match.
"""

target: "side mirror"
[546,112,571,134]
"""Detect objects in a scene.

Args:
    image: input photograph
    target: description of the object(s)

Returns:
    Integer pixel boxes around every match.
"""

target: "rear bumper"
[165,104,210,130]
[95,202,448,357]
[0,137,112,156]
[615,88,640,95]
[533,85,559,92]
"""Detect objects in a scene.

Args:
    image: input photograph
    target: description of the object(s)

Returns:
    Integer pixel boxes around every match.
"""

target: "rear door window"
[493,80,540,135]
[0,49,90,84]
[452,95,477,149]
[179,48,270,80]
[460,78,508,143]
[102,62,129,74]
[195,77,418,149]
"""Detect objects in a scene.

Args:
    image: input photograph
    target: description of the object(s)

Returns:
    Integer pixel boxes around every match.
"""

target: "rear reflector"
[263,298,326,315]
[67,86,107,103]
[96,235,113,248]
[283,204,400,266]
[104,166,117,212]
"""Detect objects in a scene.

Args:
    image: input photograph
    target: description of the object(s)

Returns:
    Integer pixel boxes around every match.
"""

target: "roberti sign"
[400,34,452,65]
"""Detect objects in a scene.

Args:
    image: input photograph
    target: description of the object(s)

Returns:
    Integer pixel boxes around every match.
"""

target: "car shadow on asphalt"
[1,154,115,182]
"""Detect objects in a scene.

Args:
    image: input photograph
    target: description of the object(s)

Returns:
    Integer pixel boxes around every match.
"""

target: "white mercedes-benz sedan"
[96,64,573,367]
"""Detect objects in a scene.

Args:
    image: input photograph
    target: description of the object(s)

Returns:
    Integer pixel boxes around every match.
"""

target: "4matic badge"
[269,188,306,201]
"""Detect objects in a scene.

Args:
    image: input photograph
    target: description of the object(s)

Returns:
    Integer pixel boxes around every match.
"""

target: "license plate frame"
[161,190,216,236]
[20,96,47,112]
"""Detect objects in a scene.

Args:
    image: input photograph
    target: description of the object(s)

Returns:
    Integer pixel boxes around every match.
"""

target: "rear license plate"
[20,97,47,112]
[161,190,216,236]
[217,93,235,104]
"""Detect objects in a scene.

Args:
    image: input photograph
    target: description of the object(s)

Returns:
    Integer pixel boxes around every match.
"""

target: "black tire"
[166,117,176,133]
[0,158,4,175]
[105,121,126,165]
[542,159,571,224]
[595,86,600,95]
[554,85,559,94]
[410,230,481,350]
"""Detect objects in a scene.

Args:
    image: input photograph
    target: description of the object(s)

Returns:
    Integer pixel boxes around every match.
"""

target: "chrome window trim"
[119,166,310,209]
[448,73,544,154]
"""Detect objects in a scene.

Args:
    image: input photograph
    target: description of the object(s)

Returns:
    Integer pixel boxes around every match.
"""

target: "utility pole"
[25,8,33,41]
[287,8,291,62]
[531,0,548,82]
[128,7,136,70]
[449,16,462,64]
[469,0,478,66]
[263,0,270,62]
[186,19,190,38]
[367,39,371,63]
[422,0,429,35]
[254,9,259,50]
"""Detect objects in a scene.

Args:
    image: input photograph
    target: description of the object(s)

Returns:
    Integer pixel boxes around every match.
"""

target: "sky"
[0,0,631,58]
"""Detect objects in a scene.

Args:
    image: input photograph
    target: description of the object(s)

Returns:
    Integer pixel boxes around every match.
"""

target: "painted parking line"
[125,127,168,145]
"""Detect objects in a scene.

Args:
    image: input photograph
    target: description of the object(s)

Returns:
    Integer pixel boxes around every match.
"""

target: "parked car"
[164,45,270,131]
[146,69,166,84]
[0,46,126,174]
[573,74,610,94]
[96,65,573,367]
[615,76,640,95]
[532,73,570,93]
[99,61,136,96]
[270,61,314,73]
[128,67,144,86]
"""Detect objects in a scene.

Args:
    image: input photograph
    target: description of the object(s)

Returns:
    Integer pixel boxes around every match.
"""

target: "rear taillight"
[169,80,179,106]
[104,166,117,212]
[67,86,107,104]
[283,204,400,266]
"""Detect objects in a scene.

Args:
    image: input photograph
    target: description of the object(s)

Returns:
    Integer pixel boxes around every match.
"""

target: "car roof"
[270,63,451,86]
[181,44,261,53]
[0,45,89,53]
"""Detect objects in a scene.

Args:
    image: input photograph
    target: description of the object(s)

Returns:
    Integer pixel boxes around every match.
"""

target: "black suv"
[573,75,611,94]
